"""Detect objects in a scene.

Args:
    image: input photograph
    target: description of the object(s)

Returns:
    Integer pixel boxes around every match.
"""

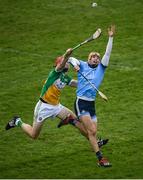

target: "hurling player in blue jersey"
[62,25,115,167]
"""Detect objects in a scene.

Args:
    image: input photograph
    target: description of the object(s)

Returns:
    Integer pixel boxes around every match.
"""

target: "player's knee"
[87,128,96,137]
[31,133,39,140]
[64,114,76,121]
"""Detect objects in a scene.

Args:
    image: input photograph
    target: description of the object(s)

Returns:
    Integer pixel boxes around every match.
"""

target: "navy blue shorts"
[74,98,97,121]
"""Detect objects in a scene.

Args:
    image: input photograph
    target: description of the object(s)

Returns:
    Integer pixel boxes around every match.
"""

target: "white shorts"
[34,100,64,122]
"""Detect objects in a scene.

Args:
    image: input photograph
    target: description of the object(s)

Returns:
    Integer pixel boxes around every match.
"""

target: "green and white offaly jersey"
[40,69,72,105]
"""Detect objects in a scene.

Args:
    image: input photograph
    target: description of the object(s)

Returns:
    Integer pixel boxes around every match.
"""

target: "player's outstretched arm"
[101,25,115,67]
[56,48,73,71]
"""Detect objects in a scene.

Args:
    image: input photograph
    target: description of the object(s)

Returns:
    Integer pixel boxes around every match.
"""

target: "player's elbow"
[101,62,108,67]
[101,56,110,67]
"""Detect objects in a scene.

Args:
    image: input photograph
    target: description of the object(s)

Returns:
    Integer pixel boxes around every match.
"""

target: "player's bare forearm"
[56,48,73,71]
[61,48,73,67]
[60,48,72,69]
[101,25,115,67]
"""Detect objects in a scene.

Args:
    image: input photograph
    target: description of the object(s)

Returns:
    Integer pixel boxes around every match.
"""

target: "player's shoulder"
[64,73,72,80]
[79,60,88,66]
[48,68,61,79]
[99,62,107,69]
[50,68,62,75]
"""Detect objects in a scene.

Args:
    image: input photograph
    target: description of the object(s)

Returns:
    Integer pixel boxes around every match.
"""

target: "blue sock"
[96,151,103,161]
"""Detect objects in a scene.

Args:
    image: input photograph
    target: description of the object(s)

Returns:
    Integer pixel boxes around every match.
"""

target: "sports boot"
[5,116,20,130]
[98,157,112,167]
[98,138,109,148]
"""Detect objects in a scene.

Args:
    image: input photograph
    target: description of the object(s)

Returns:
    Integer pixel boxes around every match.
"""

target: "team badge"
[38,117,43,121]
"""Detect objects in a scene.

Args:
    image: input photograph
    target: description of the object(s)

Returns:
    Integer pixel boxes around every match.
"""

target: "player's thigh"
[57,106,76,119]
[93,120,97,131]
[80,115,96,132]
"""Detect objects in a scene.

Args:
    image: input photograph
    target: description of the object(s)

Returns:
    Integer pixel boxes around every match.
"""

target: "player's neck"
[88,63,98,68]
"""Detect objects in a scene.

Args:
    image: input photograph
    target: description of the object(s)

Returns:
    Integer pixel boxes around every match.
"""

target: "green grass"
[0,0,143,178]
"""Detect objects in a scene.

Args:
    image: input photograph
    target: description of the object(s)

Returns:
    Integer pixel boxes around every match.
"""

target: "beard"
[62,67,69,72]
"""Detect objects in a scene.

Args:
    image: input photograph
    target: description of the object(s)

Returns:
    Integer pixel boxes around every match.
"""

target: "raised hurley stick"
[72,28,101,51]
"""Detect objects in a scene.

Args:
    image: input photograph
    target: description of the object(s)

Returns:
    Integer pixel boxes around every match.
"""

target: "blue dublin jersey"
[77,60,106,101]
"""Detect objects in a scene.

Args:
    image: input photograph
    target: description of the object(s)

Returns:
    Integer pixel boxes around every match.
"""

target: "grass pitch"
[0,0,143,179]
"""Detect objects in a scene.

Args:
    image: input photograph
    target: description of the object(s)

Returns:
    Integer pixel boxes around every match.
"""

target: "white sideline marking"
[110,64,139,71]
[0,47,50,58]
[0,47,140,71]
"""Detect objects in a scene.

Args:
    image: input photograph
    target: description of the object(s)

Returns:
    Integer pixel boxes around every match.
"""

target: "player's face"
[88,54,100,66]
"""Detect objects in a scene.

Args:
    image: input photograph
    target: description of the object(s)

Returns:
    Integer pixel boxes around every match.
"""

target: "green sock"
[15,118,23,127]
